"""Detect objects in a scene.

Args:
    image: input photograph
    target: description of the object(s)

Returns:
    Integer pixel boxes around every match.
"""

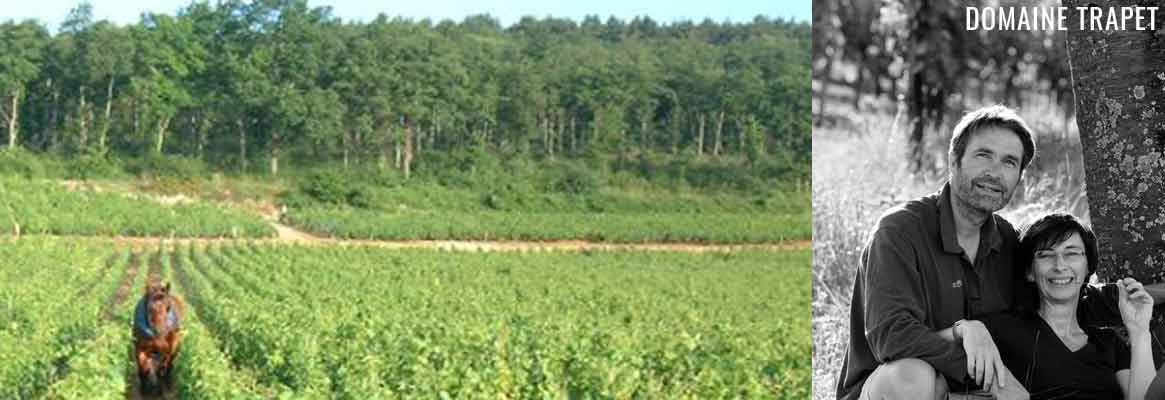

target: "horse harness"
[134,297,180,339]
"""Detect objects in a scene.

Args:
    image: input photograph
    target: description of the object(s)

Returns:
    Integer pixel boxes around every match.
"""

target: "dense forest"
[0,0,809,180]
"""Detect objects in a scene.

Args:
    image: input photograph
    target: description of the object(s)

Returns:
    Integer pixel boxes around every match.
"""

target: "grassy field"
[811,93,1088,399]
[282,173,810,244]
[0,178,274,238]
[3,238,809,398]
[288,207,810,243]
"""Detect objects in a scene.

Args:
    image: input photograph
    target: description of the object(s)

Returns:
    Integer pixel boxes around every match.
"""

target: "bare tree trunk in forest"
[48,83,59,151]
[343,129,351,169]
[1065,1,1165,363]
[99,76,114,153]
[393,120,402,169]
[237,118,247,173]
[196,113,209,160]
[556,110,566,155]
[713,109,724,157]
[78,86,89,150]
[816,51,834,125]
[355,128,363,166]
[5,88,19,149]
[696,112,706,156]
[416,123,424,158]
[670,112,680,155]
[570,115,577,154]
[593,109,604,151]
[738,116,746,159]
[269,134,280,176]
[639,110,650,152]
[154,116,171,154]
[132,96,140,138]
[853,53,866,110]
[541,115,550,156]
[403,118,414,179]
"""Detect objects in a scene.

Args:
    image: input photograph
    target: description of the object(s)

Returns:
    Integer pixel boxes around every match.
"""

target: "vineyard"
[0,179,274,238]
[288,208,812,243]
[2,238,810,398]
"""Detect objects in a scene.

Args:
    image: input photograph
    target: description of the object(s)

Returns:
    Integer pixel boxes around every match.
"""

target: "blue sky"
[1,0,808,34]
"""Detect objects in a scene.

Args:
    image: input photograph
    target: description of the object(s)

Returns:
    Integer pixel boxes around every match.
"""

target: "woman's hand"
[1118,277,1154,334]
[956,320,1007,390]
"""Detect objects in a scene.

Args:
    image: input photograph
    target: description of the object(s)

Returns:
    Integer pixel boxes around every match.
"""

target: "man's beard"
[953,173,1013,213]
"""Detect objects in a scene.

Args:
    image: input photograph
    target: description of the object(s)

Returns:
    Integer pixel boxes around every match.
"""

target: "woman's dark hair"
[1013,213,1099,316]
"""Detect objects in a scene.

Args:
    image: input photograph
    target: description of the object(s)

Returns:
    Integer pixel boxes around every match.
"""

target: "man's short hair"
[948,105,1036,171]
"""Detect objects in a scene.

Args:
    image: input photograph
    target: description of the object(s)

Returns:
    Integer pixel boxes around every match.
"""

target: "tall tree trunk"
[816,50,835,126]
[394,143,401,170]
[132,96,140,138]
[696,112,706,156]
[237,118,247,173]
[196,113,209,160]
[403,118,414,179]
[49,88,59,151]
[853,53,866,110]
[5,87,19,149]
[342,129,351,169]
[154,116,171,154]
[670,112,680,155]
[269,132,280,176]
[639,111,650,152]
[1065,0,1165,363]
[78,86,88,150]
[415,123,424,158]
[556,109,566,155]
[738,116,746,159]
[99,76,114,153]
[570,115,577,154]
[713,109,725,157]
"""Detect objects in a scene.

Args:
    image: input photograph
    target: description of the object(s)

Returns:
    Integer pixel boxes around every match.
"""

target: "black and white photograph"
[814,0,1165,399]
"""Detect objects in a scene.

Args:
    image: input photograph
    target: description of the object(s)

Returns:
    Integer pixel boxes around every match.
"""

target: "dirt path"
[103,253,141,321]
[34,231,808,253]
[126,250,180,400]
[2,215,810,252]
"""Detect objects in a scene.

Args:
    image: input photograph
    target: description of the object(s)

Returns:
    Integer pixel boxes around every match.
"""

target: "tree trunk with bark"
[99,76,114,153]
[5,87,19,149]
[269,133,280,176]
[713,109,725,157]
[1065,1,1165,363]
[237,118,247,173]
[569,115,577,155]
[154,116,171,154]
[696,112,706,156]
[78,86,89,150]
[403,118,414,179]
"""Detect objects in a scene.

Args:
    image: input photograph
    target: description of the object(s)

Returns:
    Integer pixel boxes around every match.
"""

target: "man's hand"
[955,319,1006,390]
[1119,277,1154,333]
[987,366,1029,400]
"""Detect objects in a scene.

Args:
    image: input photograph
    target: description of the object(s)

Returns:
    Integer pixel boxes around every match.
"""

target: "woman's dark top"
[981,311,1130,400]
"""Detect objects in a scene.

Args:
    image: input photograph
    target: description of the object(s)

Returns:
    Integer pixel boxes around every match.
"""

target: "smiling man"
[837,105,1039,400]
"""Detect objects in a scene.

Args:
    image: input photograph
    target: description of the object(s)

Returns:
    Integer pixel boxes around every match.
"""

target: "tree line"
[814,0,1071,170]
[0,0,809,177]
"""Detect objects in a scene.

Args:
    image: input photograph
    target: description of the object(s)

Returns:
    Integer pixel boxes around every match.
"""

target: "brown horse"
[133,281,184,391]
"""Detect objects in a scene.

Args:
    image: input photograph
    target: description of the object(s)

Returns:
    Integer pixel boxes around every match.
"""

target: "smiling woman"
[979,213,1155,400]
